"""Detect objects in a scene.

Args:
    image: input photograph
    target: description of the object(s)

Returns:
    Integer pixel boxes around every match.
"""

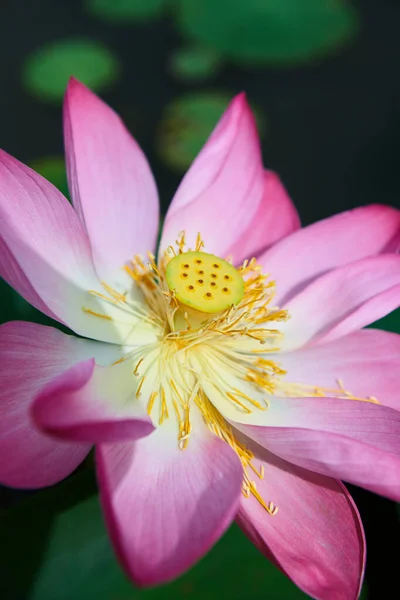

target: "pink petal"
[159,93,265,257]
[0,236,56,320]
[236,446,365,600]
[279,254,400,351]
[316,284,400,346]
[32,359,154,443]
[64,78,159,283]
[259,205,400,305]
[386,229,400,253]
[96,419,243,586]
[0,321,118,488]
[0,149,100,327]
[237,397,400,501]
[225,170,301,264]
[278,328,400,411]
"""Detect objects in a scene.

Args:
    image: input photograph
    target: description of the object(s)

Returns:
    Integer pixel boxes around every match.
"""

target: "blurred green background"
[0,1,400,599]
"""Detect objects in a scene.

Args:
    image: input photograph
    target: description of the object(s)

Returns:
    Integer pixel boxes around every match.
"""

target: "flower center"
[165,251,244,313]
[82,231,380,518]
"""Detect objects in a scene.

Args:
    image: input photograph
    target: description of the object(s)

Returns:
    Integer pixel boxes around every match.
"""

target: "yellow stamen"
[147,391,158,415]
[88,290,119,305]
[82,308,112,320]
[101,281,127,303]
[226,392,253,413]
[275,379,380,405]
[231,388,267,411]
[197,391,278,515]
[111,356,126,366]
[133,357,144,376]
[136,376,146,398]
[160,387,169,423]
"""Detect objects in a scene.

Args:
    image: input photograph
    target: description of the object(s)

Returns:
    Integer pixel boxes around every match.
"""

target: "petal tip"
[65,76,83,100]
[229,91,253,117]
[234,90,247,103]
[265,169,280,181]
[64,76,99,109]
[66,76,87,93]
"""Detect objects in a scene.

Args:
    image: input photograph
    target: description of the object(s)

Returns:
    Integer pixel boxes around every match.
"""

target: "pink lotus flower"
[1,79,400,600]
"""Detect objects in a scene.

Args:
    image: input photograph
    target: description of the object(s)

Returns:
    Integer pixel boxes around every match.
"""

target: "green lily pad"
[157,92,266,171]
[168,46,223,83]
[22,38,120,102]
[29,156,69,199]
[85,0,168,23]
[176,0,359,66]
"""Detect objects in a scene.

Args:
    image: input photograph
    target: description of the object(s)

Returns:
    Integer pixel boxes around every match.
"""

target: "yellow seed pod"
[166,251,244,313]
